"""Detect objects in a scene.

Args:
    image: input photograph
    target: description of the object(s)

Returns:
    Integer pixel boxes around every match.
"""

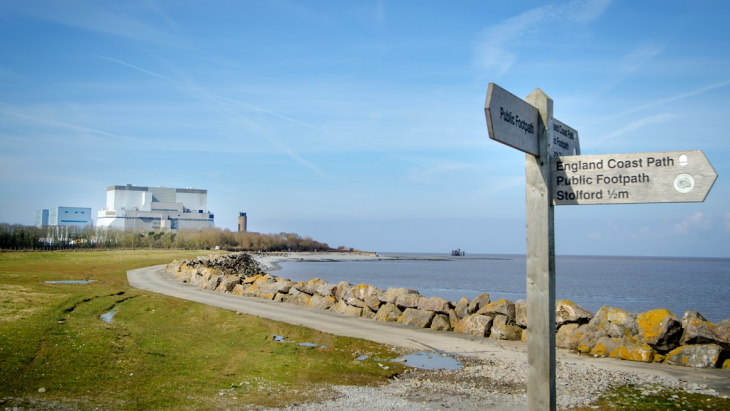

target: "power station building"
[96,185,214,231]
[35,207,93,229]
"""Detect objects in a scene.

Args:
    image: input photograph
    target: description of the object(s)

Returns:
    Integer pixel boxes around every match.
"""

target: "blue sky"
[1,0,729,257]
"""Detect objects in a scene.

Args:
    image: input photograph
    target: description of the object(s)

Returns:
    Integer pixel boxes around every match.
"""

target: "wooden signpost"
[553,150,717,205]
[483,83,717,411]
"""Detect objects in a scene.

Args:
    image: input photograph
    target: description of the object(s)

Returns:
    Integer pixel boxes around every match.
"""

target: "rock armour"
[165,253,730,369]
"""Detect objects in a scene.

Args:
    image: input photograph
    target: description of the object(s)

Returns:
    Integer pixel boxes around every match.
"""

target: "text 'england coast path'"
[128,265,730,396]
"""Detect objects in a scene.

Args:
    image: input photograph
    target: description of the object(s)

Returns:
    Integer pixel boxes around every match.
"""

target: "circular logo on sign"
[674,174,694,193]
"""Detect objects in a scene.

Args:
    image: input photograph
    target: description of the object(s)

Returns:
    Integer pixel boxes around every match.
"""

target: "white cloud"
[672,211,709,235]
[618,44,664,74]
[472,0,611,74]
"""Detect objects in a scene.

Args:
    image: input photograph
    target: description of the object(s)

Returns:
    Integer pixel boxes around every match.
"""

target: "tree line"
[0,223,347,252]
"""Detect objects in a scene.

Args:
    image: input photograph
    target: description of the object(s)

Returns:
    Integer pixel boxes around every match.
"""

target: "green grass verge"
[574,384,730,410]
[0,250,406,409]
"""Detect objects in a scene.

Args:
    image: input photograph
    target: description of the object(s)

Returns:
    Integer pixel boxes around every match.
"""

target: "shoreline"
[156,255,730,407]
[253,251,395,272]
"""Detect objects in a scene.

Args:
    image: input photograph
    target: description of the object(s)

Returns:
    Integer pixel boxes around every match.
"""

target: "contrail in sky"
[94,54,430,172]
[596,79,730,124]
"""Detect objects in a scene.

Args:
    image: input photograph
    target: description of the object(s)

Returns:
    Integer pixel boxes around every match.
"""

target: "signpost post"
[483,83,717,411]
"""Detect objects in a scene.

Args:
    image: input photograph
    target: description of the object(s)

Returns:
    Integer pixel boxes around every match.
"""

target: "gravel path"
[280,355,720,410]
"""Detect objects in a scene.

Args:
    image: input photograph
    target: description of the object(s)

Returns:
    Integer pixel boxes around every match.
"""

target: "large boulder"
[329,300,348,314]
[307,295,335,310]
[575,324,608,354]
[395,293,420,309]
[417,297,452,314]
[241,283,261,297]
[273,279,295,294]
[257,282,281,299]
[380,287,419,304]
[454,297,470,318]
[468,293,491,314]
[715,318,730,347]
[398,308,435,328]
[514,299,528,327]
[555,299,593,326]
[636,309,683,352]
[202,275,222,290]
[454,314,493,337]
[286,292,311,306]
[337,304,362,317]
[618,335,655,362]
[363,294,382,311]
[349,284,382,301]
[373,303,403,322]
[477,299,515,322]
[315,282,338,297]
[333,281,353,301]
[604,322,635,338]
[215,275,242,292]
[556,323,580,349]
[431,314,452,331]
[295,278,328,295]
[361,306,376,320]
[681,317,720,346]
[589,306,637,335]
[589,336,622,358]
[448,308,461,330]
[664,344,726,368]
[490,316,523,341]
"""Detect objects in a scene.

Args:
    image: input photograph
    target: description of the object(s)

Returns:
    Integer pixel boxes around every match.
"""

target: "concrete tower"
[237,212,247,232]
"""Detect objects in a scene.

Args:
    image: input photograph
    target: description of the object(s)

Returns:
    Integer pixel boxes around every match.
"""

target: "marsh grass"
[0,250,405,409]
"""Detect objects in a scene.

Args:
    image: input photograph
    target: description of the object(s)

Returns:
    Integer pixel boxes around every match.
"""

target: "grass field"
[0,250,405,409]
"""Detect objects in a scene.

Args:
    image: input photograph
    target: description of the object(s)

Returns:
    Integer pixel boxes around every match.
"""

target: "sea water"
[274,253,729,324]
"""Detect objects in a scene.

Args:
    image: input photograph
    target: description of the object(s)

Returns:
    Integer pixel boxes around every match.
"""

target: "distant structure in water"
[451,248,465,256]
[238,212,248,232]
[96,184,214,231]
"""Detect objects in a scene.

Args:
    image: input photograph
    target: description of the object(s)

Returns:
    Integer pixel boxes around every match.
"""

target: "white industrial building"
[35,207,93,228]
[96,185,214,231]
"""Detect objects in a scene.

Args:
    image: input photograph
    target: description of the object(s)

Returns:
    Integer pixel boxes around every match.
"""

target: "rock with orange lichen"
[556,299,593,326]
[372,303,403,323]
[589,336,622,358]
[636,308,683,352]
[664,344,726,368]
[589,306,637,336]
[618,335,655,362]
[575,324,608,354]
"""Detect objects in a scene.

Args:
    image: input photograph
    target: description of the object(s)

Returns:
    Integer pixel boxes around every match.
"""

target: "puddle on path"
[44,280,97,285]
[392,352,462,371]
[100,308,119,323]
[272,335,327,348]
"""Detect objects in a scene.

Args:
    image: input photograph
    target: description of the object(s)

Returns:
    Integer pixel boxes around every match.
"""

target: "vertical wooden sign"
[524,89,556,411]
